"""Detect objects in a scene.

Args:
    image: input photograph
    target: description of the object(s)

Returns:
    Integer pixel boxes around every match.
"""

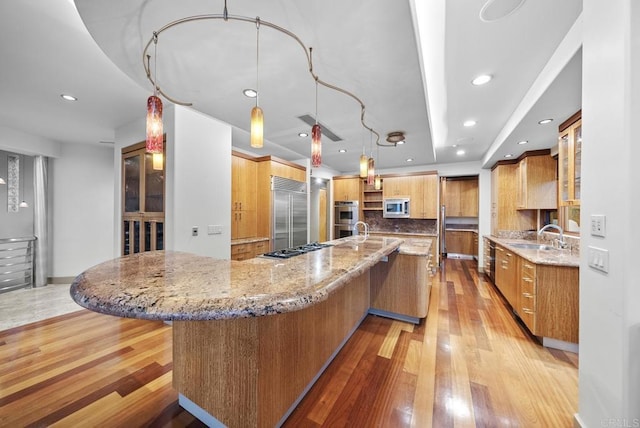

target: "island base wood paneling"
[536,264,579,343]
[172,271,370,428]
[370,252,430,320]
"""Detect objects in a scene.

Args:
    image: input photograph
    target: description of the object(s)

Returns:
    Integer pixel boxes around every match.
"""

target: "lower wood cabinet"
[231,240,268,261]
[491,241,579,344]
[445,230,475,255]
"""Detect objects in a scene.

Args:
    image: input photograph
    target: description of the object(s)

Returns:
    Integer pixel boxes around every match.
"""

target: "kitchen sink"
[509,243,555,251]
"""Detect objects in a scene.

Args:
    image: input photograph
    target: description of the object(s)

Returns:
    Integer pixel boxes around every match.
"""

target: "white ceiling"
[0,0,582,172]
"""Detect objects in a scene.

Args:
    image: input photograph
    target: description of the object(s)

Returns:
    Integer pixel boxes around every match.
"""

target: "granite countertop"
[70,236,406,321]
[485,235,579,267]
[231,237,269,245]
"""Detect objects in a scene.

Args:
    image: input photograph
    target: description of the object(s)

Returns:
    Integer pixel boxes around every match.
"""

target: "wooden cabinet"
[333,177,362,202]
[382,174,437,219]
[370,250,432,321]
[409,174,438,219]
[444,177,478,217]
[270,159,306,182]
[382,176,411,198]
[362,180,383,212]
[231,240,268,261]
[232,154,257,239]
[445,230,475,255]
[491,163,536,234]
[473,232,479,257]
[516,154,557,209]
[558,113,581,206]
[483,237,492,275]
[518,260,537,333]
[495,245,518,306]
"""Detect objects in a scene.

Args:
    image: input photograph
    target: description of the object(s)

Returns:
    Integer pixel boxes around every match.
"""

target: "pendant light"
[250,18,264,148]
[311,77,322,168]
[374,144,381,190]
[19,155,28,208]
[367,131,375,185]
[146,32,163,160]
[359,130,368,178]
[0,177,5,185]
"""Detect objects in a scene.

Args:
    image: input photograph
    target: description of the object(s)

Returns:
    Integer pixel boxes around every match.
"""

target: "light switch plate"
[590,214,606,237]
[208,225,223,235]
[588,246,609,273]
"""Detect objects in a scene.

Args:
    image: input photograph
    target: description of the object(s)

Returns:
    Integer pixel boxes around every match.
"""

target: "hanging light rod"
[142,10,395,148]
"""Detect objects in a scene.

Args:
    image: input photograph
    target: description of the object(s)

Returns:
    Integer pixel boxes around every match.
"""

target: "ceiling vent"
[297,115,343,142]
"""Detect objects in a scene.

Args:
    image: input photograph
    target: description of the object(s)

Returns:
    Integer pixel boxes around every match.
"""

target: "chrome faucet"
[354,221,369,238]
[538,224,567,249]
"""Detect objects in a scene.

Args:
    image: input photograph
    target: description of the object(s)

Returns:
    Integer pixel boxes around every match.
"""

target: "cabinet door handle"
[522,278,533,283]
[522,292,533,298]
[522,308,534,314]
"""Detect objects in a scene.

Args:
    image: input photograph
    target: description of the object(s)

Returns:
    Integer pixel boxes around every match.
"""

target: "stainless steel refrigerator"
[272,176,308,251]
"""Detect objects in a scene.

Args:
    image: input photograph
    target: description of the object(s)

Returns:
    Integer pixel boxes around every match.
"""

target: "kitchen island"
[71,236,432,428]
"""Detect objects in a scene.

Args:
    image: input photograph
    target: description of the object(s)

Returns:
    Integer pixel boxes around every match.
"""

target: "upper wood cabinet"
[516,153,557,210]
[382,176,411,198]
[231,154,258,239]
[558,113,581,207]
[333,177,362,202]
[491,163,536,235]
[444,177,478,217]
[409,174,438,219]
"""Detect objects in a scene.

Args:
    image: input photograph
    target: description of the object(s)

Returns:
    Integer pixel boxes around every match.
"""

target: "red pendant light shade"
[367,157,375,185]
[146,95,163,154]
[311,123,322,168]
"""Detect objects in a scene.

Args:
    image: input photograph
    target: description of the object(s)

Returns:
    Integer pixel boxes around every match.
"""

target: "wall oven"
[383,198,410,218]
[334,224,356,239]
[334,201,359,225]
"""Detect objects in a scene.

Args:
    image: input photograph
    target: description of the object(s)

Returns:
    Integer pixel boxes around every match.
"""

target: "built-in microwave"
[383,198,410,218]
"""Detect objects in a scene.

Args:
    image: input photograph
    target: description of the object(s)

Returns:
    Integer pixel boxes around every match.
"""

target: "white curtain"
[33,156,48,287]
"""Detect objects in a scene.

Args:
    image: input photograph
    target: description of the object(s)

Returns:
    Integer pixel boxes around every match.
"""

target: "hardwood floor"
[0,259,577,427]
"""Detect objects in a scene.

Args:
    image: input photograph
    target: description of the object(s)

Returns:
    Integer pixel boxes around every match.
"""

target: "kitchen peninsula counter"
[70,236,431,428]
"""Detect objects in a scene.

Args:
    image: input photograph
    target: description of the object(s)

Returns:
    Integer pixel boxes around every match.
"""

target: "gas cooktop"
[262,242,333,259]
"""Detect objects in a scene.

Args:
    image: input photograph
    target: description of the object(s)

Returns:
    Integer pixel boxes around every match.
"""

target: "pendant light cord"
[255,17,260,106]
[153,32,158,96]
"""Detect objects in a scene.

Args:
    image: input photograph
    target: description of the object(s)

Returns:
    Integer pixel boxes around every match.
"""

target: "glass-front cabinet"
[122,140,165,256]
[558,112,581,233]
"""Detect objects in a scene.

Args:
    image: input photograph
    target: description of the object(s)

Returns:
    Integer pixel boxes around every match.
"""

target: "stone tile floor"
[0,284,82,331]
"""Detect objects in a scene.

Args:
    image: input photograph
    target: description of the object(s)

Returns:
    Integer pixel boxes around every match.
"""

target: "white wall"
[170,106,231,258]
[0,125,61,158]
[49,143,114,277]
[579,0,640,425]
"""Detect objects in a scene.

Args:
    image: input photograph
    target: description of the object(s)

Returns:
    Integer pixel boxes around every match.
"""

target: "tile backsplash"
[364,211,438,235]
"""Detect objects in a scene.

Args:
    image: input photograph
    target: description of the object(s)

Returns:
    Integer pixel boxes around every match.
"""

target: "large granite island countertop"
[70,236,421,321]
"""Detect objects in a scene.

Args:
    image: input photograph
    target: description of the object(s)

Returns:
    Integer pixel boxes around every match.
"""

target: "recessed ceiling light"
[463,120,477,127]
[338,149,347,153]
[504,153,514,158]
[406,158,414,162]
[471,74,492,86]
[243,88,258,98]
[538,118,553,125]
[456,149,465,156]
[60,94,77,101]
[298,132,308,138]
[517,140,528,145]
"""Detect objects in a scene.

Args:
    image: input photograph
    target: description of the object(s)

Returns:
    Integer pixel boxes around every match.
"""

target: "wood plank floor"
[0,259,578,427]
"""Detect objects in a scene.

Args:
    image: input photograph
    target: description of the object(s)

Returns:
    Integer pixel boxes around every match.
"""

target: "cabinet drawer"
[520,291,536,312]
[519,308,536,333]
[521,262,536,278]
[253,241,267,254]
[231,244,250,255]
[521,276,536,295]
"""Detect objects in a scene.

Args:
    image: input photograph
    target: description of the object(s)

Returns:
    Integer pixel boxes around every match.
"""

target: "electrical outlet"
[590,215,606,237]
[588,246,609,273]
[192,227,198,237]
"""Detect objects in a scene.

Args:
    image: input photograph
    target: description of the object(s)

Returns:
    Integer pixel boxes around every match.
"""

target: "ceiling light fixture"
[538,118,553,125]
[386,131,405,144]
[0,178,5,185]
[250,19,264,148]
[338,149,347,153]
[145,32,164,162]
[374,144,381,190]
[367,131,375,185]
[396,140,405,145]
[243,88,257,98]
[517,140,528,145]
[298,132,308,138]
[406,158,414,162]
[504,153,514,158]
[141,2,397,172]
[463,120,477,127]
[359,129,368,178]
[471,74,492,86]
[60,94,77,101]
[456,149,465,155]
